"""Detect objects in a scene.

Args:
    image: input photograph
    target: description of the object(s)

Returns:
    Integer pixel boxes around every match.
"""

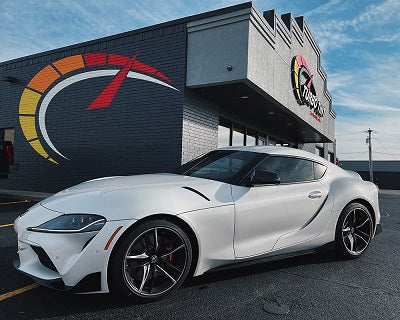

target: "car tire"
[335,202,374,259]
[108,219,192,302]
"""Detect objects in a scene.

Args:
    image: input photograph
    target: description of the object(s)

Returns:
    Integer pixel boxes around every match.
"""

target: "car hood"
[40,173,233,220]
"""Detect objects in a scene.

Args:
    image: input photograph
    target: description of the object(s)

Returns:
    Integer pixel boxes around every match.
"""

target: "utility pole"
[366,128,373,182]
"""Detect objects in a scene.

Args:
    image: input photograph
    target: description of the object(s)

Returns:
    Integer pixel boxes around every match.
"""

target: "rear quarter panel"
[327,176,380,231]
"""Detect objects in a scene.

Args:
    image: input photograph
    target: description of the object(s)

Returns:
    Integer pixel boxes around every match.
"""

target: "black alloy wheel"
[109,219,192,301]
[335,202,374,259]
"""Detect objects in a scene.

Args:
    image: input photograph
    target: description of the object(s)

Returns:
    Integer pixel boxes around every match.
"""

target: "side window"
[255,156,314,183]
[314,162,327,179]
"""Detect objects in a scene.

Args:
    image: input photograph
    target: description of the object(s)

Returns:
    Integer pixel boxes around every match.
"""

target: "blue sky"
[1,0,399,160]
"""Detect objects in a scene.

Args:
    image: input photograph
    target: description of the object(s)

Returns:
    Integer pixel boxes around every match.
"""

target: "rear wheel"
[109,219,192,302]
[335,203,373,259]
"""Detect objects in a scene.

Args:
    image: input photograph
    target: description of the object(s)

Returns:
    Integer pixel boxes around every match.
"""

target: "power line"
[374,137,397,160]
[337,151,367,154]
[338,151,400,158]
[373,137,399,143]
[373,151,400,157]
[375,131,400,137]
[344,153,369,160]
[335,131,365,136]
[336,137,366,142]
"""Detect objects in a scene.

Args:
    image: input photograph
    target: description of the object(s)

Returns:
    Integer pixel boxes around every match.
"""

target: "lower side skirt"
[206,241,336,274]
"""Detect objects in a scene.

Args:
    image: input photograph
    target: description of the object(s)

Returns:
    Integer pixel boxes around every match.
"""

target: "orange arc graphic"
[53,55,84,75]
[27,65,60,93]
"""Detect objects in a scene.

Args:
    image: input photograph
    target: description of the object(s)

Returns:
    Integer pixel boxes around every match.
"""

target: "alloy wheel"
[123,226,188,296]
[342,207,373,255]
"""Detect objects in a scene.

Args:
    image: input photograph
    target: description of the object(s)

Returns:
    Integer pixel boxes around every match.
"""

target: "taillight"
[375,184,380,192]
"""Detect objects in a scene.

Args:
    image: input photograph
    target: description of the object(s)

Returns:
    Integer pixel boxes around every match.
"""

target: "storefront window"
[268,136,276,146]
[217,119,230,147]
[257,133,267,145]
[218,117,292,149]
[232,125,244,146]
[246,129,257,146]
[316,146,324,157]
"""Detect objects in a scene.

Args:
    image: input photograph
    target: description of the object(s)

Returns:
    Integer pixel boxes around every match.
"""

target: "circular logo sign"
[292,55,325,121]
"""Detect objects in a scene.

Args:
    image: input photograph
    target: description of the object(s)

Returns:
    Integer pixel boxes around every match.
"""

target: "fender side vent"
[182,186,210,201]
[301,196,328,229]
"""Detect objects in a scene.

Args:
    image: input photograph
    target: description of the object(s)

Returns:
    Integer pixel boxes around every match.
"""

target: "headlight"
[27,214,106,233]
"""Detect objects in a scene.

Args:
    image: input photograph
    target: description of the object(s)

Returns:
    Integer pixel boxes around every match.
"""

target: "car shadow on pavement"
[0,250,343,320]
[183,250,342,288]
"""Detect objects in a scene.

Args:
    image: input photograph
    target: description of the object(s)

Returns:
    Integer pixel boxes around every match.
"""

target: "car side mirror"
[245,170,280,187]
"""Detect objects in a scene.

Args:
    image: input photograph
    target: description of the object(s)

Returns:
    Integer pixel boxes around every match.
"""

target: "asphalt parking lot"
[0,193,399,320]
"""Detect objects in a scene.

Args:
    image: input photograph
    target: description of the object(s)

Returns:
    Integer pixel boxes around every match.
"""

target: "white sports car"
[14,146,381,301]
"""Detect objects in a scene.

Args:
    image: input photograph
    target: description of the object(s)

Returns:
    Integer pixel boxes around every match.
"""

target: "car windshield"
[173,150,264,184]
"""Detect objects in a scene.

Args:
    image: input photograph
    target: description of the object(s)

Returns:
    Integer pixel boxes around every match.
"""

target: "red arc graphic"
[306,74,314,89]
[87,52,139,110]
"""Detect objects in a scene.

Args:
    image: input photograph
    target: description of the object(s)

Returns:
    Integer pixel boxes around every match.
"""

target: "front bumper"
[14,204,136,293]
[13,254,101,292]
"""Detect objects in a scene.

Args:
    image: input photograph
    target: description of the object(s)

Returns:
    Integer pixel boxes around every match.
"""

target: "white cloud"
[332,52,400,108]
[350,0,400,29]
[328,72,354,91]
[332,52,400,160]
[302,0,342,17]
[311,0,400,51]
[336,114,400,160]
[335,95,400,113]
[0,0,248,62]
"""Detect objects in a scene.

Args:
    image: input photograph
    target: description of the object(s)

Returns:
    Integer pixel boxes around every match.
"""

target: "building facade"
[0,2,336,192]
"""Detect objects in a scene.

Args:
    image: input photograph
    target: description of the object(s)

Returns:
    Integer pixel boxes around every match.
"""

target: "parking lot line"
[0,283,39,302]
[0,223,13,228]
[0,200,30,205]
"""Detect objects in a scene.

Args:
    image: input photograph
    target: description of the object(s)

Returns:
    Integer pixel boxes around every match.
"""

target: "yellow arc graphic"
[18,55,85,165]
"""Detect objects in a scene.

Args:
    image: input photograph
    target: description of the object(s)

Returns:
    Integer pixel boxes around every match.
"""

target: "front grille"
[31,246,58,272]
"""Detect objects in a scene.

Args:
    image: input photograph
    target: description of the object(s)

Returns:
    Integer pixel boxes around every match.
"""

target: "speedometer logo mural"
[18,52,179,164]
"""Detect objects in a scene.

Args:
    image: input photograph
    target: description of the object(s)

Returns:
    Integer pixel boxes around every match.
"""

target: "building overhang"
[191,81,332,143]
[186,3,335,143]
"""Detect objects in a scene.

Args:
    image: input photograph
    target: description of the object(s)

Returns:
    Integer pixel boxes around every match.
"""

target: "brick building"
[0,2,336,192]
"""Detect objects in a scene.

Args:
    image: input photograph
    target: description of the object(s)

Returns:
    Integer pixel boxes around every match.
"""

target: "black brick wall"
[0,23,187,192]
[182,90,219,163]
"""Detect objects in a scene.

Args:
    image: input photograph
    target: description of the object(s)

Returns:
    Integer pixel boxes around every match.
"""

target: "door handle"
[309,191,322,199]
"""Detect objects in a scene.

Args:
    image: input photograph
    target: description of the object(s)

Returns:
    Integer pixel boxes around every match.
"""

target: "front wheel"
[335,202,374,259]
[108,219,192,302]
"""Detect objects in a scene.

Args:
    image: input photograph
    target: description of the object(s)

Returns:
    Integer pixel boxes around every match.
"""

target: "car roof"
[217,146,331,165]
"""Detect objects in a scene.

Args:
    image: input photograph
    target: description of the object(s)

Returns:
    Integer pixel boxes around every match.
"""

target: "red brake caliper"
[164,238,174,263]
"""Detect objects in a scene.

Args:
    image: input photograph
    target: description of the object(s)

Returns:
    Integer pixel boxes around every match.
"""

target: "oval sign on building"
[292,55,325,122]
